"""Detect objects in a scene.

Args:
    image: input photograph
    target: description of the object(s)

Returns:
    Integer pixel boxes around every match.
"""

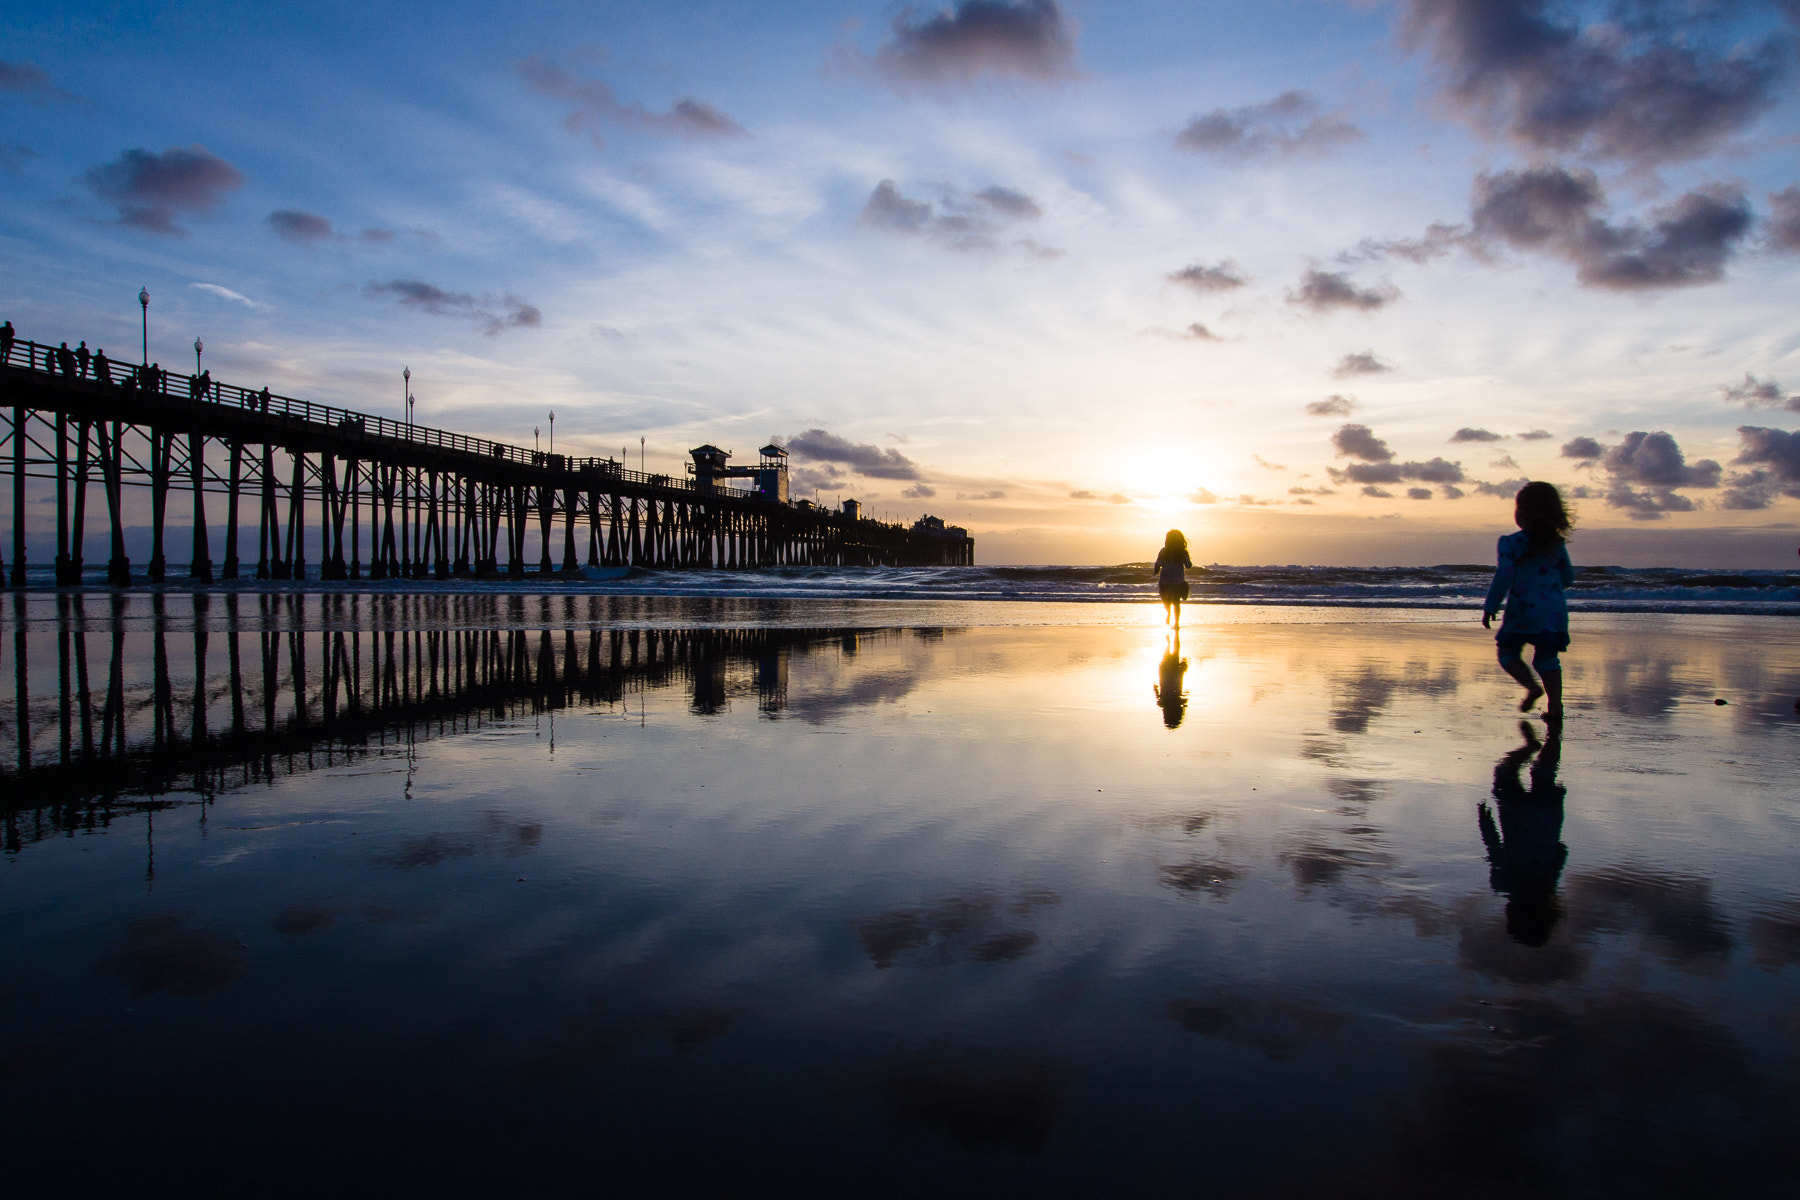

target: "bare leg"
[1501,655,1543,711]
[1172,600,1181,630]
[1540,668,1563,722]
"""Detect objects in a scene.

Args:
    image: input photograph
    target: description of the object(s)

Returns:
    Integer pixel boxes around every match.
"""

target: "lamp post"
[548,410,554,456]
[138,287,149,364]
[403,367,411,429]
[194,337,203,375]
[534,426,540,456]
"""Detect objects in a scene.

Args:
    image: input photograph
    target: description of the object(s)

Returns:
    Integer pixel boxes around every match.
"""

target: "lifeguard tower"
[687,443,790,503]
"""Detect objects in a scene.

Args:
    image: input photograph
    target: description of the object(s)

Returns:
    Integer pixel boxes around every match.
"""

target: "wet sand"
[2,596,1798,1196]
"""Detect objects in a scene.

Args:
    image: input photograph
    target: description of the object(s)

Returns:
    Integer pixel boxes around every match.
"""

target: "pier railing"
[0,335,752,499]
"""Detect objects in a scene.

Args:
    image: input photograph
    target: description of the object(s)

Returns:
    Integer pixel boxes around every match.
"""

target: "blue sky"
[6,1,1800,564]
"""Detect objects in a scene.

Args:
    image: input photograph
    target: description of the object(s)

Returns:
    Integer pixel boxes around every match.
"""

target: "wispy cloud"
[190,282,267,310]
[1719,373,1800,412]
[1174,90,1362,160]
[860,179,1050,254]
[1168,260,1247,295]
[1306,394,1357,417]
[365,278,541,336]
[518,53,747,147]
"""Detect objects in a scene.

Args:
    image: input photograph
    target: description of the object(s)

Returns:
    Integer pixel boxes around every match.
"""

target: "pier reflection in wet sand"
[2,595,1798,1197]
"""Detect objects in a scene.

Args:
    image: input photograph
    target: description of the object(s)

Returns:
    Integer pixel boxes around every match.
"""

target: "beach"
[3,592,1798,1195]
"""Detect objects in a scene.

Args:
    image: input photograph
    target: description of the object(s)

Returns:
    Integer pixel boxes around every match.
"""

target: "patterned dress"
[1483,531,1574,641]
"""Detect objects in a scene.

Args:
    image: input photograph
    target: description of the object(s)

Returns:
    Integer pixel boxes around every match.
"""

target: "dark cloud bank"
[1400,0,1791,167]
[1558,425,1800,516]
[85,145,243,236]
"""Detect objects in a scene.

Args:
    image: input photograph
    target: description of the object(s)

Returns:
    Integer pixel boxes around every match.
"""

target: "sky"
[5,0,1800,566]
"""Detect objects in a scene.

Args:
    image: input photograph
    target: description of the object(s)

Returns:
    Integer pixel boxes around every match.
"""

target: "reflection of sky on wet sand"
[2,597,1799,1193]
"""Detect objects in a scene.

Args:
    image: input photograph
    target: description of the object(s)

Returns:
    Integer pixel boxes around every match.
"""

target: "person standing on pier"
[93,348,110,384]
[0,321,13,363]
[76,341,90,378]
[58,342,77,377]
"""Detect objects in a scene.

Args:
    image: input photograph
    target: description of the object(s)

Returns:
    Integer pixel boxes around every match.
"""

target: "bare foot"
[1544,705,1564,724]
[1519,685,1545,713]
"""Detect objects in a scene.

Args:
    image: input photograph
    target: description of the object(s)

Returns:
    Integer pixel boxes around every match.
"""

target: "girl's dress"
[1483,531,1575,652]
[1154,547,1191,602]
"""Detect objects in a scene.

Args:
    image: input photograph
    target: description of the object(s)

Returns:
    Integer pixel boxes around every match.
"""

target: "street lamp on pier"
[548,410,554,456]
[194,337,203,375]
[138,287,149,364]
[403,366,411,429]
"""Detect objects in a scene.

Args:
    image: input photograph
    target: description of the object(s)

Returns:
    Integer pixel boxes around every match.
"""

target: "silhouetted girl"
[1483,482,1574,721]
[1152,529,1193,627]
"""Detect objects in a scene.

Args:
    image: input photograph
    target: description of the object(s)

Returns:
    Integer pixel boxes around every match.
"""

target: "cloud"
[1331,350,1393,378]
[1407,487,1434,500]
[1604,430,1721,489]
[1168,260,1247,295]
[958,489,1006,500]
[1332,423,1394,463]
[1491,453,1521,471]
[1345,221,1476,264]
[1585,430,1723,519]
[1470,166,1753,290]
[976,186,1041,219]
[1440,483,1466,499]
[1451,427,1504,442]
[189,282,267,310]
[1473,477,1530,497]
[1361,485,1394,498]
[267,208,336,245]
[1286,268,1400,314]
[1288,486,1336,496]
[1182,323,1221,342]
[1718,425,1800,509]
[1306,394,1357,417]
[1253,454,1285,471]
[1174,89,1363,159]
[1518,428,1553,440]
[1330,426,1466,487]
[1188,487,1220,504]
[518,54,747,145]
[871,0,1078,90]
[1,59,70,103]
[1720,373,1800,412]
[1561,435,1604,459]
[902,483,938,498]
[1068,490,1129,503]
[1399,0,1788,167]
[784,429,922,480]
[860,179,1049,254]
[365,279,541,336]
[84,145,244,236]
[1769,186,1800,251]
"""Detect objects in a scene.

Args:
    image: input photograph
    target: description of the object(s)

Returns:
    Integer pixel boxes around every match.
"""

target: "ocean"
[14,560,1800,615]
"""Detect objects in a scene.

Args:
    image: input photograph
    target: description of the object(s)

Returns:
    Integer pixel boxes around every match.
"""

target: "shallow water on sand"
[3,594,1798,1196]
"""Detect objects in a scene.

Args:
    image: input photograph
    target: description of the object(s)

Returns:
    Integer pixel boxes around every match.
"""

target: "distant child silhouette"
[1483,482,1574,722]
[1152,529,1193,628]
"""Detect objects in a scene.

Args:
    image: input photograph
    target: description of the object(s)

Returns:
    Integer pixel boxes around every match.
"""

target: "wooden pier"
[0,332,974,586]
